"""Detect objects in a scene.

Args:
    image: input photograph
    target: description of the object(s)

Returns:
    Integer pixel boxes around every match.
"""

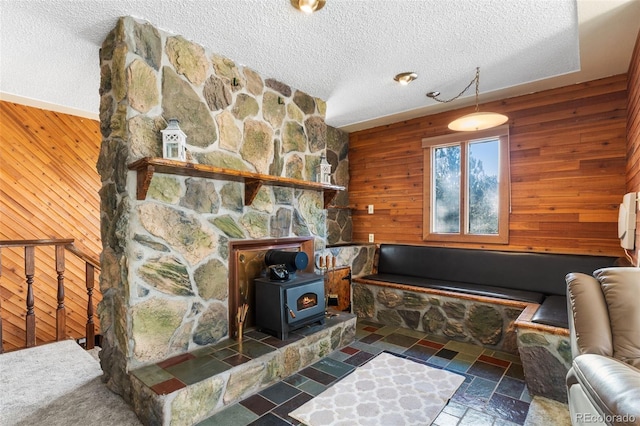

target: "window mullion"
[430,147,436,233]
[460,141,468,236]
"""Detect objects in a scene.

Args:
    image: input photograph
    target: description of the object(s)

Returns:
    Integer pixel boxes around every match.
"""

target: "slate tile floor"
[198,319,532,425]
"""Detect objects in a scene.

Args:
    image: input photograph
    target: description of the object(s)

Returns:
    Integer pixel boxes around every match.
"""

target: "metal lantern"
[161,118,187,161]
[317,154,331,184]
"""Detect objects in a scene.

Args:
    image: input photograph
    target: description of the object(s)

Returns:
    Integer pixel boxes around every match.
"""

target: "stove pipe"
[265,250,309,274]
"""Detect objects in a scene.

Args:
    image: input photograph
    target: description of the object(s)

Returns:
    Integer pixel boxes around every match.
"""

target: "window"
[422,125,510,244]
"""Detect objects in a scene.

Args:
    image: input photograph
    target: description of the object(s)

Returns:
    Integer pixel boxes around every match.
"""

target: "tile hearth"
[200,319,545,426]
[129,311,356,424]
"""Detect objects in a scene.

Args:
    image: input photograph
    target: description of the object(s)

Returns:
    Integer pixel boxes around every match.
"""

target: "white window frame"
[422,125,510,244]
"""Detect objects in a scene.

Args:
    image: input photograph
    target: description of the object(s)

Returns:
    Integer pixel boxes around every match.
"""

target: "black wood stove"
[254,250,325,339]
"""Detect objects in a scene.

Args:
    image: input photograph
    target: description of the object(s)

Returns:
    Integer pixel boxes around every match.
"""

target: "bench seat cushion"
[376,244,617,296]
[362,273,545,304]
[531,295,569,328]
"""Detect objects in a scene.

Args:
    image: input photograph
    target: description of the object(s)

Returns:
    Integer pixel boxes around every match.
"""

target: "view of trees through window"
[434,145,461,233]
[433,139,499,235]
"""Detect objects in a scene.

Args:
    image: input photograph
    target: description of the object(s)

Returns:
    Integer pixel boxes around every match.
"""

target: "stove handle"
[285,303,296,319]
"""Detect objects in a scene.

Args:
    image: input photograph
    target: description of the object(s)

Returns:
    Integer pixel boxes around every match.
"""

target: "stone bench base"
[352,278,571,403]
[515,304,571,403]
[128,311,357,425]
[353,279,529,354]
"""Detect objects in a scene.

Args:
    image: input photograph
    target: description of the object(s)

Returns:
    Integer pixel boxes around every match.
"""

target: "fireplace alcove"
[129,235,356,425]
[228,237,315,338]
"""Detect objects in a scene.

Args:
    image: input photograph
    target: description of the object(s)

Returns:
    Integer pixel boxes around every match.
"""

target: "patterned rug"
[290,352,465,425]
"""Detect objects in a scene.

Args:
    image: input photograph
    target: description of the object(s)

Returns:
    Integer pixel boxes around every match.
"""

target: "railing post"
[55,245,66,341]
[25,246,36,347]
[85,263,95,350]
[0,239,100,351]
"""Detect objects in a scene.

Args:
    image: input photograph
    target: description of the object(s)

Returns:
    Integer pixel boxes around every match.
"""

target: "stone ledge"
[352,281,526,354]
[128,311,357,425]
[353,277,533,308]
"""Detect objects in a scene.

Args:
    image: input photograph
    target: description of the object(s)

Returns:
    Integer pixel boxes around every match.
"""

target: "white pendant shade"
[428,68,509,132]
[448,111,508,132]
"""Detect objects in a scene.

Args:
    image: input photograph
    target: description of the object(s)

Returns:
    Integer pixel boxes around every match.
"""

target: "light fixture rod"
[427,67,480,106]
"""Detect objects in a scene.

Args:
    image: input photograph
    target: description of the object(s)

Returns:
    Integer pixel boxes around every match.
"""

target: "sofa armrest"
[566,272,613,358]
[568,354,640,424]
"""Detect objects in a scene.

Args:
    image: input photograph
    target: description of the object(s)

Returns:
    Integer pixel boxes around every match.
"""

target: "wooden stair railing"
[0,239,101,353]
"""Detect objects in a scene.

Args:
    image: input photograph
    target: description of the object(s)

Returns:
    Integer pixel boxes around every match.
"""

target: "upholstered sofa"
[566,267,640,426]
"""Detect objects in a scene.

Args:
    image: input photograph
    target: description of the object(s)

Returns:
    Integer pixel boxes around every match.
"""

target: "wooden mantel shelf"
[128,157,345,208]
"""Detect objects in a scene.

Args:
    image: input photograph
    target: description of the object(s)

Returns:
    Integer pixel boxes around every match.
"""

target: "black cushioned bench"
[362,244,617,328]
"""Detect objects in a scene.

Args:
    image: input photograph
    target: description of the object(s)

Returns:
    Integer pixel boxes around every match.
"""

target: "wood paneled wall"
[0,101,102,351]
[350,75,628,257]
[627,28,640,263]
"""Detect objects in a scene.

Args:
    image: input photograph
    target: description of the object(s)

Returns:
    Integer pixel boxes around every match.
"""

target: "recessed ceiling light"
[291,0,326,14]
[394,72,418,85]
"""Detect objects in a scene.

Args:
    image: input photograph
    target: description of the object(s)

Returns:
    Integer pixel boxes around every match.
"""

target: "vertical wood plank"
[24,246,36,347]
[55,245,66,341]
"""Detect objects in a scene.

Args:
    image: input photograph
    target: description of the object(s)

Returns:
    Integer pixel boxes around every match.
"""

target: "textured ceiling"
[1,0,639,131]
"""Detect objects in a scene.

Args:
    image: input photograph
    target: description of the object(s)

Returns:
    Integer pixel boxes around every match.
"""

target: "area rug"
[289,352,465,425]
[0,339,141,426]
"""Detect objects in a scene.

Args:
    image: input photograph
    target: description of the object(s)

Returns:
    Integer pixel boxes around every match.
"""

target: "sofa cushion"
[377,244,616,296]
[570,354,640,422]
[531,295,568,328]
[596,267,640,368]
[362,273,545,304]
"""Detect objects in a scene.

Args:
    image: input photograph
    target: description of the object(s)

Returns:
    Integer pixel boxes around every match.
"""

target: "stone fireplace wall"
[96,16,357,399]
[326,126,351,245]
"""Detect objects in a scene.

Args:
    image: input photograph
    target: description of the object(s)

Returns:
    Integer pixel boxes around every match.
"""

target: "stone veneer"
[326,126,353,245]
[321,244,375,278]
[517,329,571,402]
[352,283,523,354]
[353,280,573,402]
[130,313,356,425]
[515,307,571,403]
[96,16,359,406]
[325,126,352,245]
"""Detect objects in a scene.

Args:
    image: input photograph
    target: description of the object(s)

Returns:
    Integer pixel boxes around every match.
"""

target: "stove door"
[285,279,324,324]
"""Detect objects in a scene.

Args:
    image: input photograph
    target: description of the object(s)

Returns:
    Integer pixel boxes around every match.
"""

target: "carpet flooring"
[0,339,141,426]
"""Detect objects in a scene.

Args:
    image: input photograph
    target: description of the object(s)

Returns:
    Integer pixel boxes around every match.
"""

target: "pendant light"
[426,67,508,132]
